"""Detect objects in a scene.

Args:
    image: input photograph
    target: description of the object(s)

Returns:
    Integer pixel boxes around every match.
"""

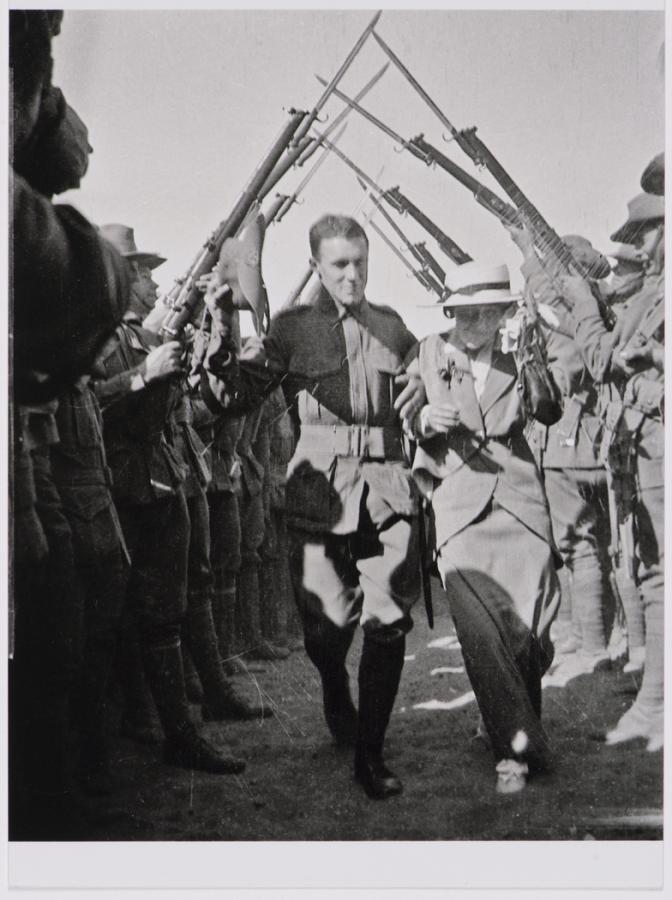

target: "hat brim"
[610,218,664,245]
[124,251,166,270]
[441,293,522,308]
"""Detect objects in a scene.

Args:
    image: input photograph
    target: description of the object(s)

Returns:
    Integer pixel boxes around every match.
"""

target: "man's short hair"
[309,214,369,259]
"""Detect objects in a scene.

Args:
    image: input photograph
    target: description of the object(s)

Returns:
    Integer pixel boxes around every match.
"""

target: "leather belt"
[297,424,404,460]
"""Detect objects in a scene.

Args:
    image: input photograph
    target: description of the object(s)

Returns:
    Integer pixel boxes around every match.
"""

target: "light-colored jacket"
[410,331,555,551]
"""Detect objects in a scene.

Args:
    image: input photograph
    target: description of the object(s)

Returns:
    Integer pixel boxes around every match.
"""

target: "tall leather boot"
[182,644,204,703]
[304,618,358,746]
[142,637,245,774]
[117,618,162,745]
[212,573,245,675]
[259,555,289,649]
[238,564,289,660]
[354,633,406,800]
[182,597,265,720]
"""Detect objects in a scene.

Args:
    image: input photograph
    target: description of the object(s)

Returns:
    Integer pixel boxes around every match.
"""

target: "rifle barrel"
[370,220,445,300]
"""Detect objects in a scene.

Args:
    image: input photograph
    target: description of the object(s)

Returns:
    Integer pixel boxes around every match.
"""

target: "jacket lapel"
[479,342,518,418]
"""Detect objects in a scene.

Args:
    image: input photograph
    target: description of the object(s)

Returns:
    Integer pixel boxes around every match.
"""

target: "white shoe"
[605,704,661,747]
[495,759,528,794]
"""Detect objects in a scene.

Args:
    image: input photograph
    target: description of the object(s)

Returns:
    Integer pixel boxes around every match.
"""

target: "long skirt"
[436,499,560,769]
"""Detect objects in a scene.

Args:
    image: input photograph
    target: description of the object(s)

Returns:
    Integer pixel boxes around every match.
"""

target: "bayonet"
[274,123,347,224]
[314,75,519,228]
[322,136,471,265]
[260,62,389,199]
[358,177,452,281]
[291,10,382,146]
[371,29,459,138]
[370,30,598,280]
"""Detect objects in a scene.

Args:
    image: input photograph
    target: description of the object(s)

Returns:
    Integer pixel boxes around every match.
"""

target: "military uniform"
[520,254,616,669]
[202,287,421,793]
[572,267,664,742]
[92,313,193,741]
[195,406,244,671]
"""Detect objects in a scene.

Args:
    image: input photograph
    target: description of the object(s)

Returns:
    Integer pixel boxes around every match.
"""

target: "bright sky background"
[52,7,665,337]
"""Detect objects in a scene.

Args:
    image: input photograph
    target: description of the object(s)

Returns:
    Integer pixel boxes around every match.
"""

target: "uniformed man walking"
[200,214,424,799]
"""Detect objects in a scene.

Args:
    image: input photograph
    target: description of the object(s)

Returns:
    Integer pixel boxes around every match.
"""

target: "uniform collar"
[315,287,369,322]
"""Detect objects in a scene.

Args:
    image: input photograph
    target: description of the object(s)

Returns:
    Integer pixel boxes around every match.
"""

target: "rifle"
[369,219,446,300]
[290,10,382,147]
[315,75,520,229]
[370,30,607,283]
[322,136,470,266]
[271,124,347,226]
[159,109,307,340]
[414,242,446,284]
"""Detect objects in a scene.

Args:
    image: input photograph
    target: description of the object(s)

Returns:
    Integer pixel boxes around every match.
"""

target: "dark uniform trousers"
[573,270,664,721]
[196,409,243,664]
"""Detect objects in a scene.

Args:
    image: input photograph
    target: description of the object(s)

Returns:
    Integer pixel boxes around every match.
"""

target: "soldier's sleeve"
[198,312,282,416]
[90,331,149,413]
[12,174,130,403]
[520,255,565,308]
[571,286,620,384]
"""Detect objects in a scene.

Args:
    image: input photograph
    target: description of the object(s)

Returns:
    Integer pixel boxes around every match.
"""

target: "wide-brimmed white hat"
[442,262,521,307]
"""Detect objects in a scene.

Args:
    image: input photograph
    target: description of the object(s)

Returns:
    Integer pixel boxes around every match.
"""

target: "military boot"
[354,633,405,800]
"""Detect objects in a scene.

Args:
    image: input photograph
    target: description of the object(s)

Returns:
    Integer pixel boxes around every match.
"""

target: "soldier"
[92,224,244,774]
[199,214,425,800]
[505,225,617,681]
[170,385,265,718]
[405,262,561,794]
[561,183,664,752]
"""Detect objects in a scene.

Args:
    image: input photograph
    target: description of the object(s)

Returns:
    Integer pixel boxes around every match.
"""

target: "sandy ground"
[72,599,663,843]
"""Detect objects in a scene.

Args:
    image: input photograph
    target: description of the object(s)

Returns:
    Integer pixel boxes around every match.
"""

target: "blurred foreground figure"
[9,10,131,840]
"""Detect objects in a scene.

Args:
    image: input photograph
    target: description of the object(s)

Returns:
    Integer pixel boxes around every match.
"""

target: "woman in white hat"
[404,261,561,794]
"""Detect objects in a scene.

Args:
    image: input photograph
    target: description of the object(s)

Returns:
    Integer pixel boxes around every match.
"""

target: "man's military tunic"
[203,288,422,636]
[521,254,615,658]
[572,269,664,719]
[93,313,189,640]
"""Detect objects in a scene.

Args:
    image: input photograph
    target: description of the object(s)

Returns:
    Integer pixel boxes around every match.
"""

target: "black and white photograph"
[4,1,667,894]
